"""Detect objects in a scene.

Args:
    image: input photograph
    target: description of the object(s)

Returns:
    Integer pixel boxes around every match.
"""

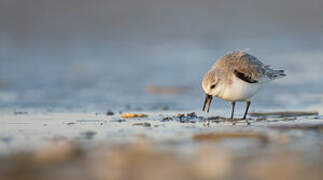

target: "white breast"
[219,75,263,101]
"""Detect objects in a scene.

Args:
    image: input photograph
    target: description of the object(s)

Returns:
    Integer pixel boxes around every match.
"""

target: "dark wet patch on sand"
[249,111,318,119]
[269,123,323,131]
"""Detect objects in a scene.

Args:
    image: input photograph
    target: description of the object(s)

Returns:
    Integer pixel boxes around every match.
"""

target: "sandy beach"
[1,110,323,180]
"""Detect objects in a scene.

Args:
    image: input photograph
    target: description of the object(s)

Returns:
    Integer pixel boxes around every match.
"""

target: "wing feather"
[233,69,258,83]
[213,50,265,82]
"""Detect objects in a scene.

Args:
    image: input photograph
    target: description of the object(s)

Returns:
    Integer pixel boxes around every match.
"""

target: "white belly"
[219,76,263,101]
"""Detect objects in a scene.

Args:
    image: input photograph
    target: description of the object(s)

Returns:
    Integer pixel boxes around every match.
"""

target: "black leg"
[231,101,235,119]
[243,101,251,120]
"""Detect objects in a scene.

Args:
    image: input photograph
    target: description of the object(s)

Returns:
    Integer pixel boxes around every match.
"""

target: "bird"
[202,50,286,123]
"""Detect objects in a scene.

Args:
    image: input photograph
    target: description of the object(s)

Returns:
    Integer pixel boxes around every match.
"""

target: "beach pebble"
[161,117,173,122]
[66,122,76,126]
[110,119,126,123]
[175,112,200,123]
[132,122,151,127]
[106,109,114,116]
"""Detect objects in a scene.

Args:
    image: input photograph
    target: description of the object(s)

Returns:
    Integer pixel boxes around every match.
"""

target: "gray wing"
[234,53,265,82]
[215,50,266,82]
[233,69,258,83]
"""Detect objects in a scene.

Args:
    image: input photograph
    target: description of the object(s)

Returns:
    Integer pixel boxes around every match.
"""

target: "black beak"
[202,94,213,113]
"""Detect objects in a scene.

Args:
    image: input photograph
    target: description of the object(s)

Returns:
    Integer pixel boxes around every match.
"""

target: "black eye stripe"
[210,84,216,89]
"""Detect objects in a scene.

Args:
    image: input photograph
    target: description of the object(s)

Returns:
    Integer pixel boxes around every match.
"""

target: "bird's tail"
[264,65,287,80]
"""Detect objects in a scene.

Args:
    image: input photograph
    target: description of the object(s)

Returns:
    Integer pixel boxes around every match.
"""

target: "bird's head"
[201,69,222,112]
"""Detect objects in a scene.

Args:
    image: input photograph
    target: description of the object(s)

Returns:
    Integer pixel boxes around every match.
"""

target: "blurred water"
[0,0,323,113]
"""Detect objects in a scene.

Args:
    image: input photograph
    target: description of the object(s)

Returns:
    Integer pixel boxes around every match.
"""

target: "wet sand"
[0,111,322,180]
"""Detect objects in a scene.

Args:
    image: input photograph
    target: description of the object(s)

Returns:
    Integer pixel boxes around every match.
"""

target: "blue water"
[1,0,323,113]
[1,44,322,114]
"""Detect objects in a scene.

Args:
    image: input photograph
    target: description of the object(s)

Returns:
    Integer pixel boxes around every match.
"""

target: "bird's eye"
[210,84,217,89]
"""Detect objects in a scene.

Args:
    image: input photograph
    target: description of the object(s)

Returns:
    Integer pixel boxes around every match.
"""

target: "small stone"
[161,117,173,121]
[132,122,151,127]
[106,109,114,116]
[110,119,126,122]
[188,112,197,118]
[175,113,182,118]
[174,112,199,123]
[66,122,76,126]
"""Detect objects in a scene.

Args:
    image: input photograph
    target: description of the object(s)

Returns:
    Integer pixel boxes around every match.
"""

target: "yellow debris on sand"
[122,113,148,118]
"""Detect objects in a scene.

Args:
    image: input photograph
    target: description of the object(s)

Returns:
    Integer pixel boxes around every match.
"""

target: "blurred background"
[0,0,323,113]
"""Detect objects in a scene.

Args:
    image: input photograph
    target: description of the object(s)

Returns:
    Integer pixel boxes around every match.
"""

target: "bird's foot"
[229,118,252,125]
[241,118,251,125]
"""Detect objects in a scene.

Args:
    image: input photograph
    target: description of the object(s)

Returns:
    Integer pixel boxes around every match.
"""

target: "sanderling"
[202,50,286,122]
